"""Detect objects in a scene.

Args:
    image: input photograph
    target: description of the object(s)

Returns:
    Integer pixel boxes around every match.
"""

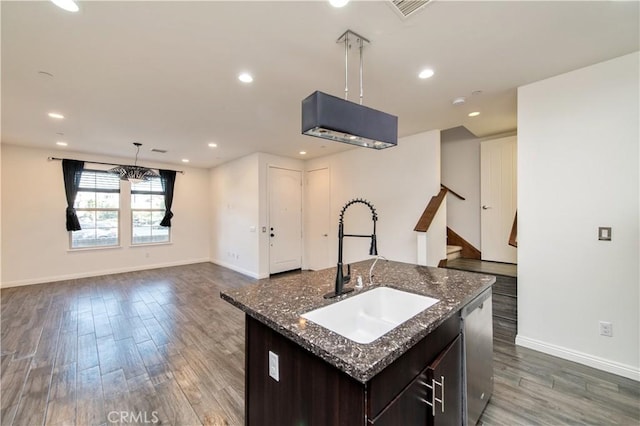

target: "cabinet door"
[370,371,429,426]
[427,334,462,426]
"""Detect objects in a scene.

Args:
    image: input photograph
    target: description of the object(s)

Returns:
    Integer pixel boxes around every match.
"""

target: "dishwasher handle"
[462,288,491,317]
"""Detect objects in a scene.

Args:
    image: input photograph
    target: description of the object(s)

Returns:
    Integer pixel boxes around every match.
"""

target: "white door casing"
[269,167,302,274]
[481,136,517,263]
[306,168,331,270]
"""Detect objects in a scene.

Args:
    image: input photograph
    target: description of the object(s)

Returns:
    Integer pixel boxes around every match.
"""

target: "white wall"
[517,52,639,380]
[209,153,260,278]
[1,144,210,287]
[441,126,481,249]
[305,130,443,268]
[209,152,303,279]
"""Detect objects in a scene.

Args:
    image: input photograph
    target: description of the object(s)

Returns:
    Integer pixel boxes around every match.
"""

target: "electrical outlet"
[268,351,279,382]
[599,321,613,337]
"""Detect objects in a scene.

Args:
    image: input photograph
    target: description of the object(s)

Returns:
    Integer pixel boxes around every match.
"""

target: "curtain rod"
[47,156,184,174]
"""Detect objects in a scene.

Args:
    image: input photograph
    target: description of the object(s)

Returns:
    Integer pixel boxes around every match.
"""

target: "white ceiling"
[2,0,638,168]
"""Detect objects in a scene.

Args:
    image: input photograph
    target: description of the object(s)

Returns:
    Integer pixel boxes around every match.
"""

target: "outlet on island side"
[269,351,279,382]
[599,321,613,337]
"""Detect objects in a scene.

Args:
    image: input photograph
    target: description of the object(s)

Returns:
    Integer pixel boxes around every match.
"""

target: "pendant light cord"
[338,30,369,104]
[133,142,142,167]
[359,36,364,105]
[344,32,349,101]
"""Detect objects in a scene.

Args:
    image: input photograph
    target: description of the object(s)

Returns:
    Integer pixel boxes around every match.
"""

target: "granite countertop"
[220,259,495,383]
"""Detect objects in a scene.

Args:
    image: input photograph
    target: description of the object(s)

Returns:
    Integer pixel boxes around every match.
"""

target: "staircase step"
[447,245,462,260]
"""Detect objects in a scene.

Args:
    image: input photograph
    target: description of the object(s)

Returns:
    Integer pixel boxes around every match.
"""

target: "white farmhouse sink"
[301,287,439,344]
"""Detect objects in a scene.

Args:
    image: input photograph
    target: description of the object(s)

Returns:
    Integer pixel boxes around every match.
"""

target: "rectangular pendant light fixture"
[301,91,398,149]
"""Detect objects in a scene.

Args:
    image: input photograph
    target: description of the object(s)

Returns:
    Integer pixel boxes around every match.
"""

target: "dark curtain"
[159,169,176,227]
[62,159,85,231]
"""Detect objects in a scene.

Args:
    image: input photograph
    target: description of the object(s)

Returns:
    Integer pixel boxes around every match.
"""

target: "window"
[131,177,170,244]
[71,170,120,248]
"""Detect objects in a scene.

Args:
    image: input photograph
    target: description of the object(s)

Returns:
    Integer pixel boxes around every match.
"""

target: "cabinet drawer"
[367,314,460,419]
[369,371,429,425]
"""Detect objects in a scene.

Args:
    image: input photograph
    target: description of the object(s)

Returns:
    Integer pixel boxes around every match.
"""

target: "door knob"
[482,205,492,210]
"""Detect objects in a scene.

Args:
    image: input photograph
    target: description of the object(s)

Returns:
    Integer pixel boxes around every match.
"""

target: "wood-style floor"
[1,263,638,426]
[444,258,518,278]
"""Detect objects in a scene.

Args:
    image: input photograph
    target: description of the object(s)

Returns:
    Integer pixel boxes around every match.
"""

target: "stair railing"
[509,211,518,247]
[414,184,466,233]
[414,187,448,232]
[440,184,465,201]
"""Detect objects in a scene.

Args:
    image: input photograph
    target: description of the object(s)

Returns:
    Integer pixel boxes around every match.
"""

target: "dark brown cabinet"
[370,335,462,426]
[427,334,462,426]
[370,370,429,425]
[246,313,463,426]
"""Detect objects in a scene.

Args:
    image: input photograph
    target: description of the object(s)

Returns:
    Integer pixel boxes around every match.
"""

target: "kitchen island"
[221,259,495,425]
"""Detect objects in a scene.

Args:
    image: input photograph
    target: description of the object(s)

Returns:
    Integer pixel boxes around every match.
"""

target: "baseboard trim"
[516,335,640,381]
[0,258,211,289]
[210,259,262,279]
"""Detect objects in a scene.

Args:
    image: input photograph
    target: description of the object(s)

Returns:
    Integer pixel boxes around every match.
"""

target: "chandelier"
[109,143,159,183]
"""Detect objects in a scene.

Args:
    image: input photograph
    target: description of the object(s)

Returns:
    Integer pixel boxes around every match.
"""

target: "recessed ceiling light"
[208,143,218,148]
[51,0,79,12]
[468,111,480,117]
[238,73,253,83]
[452,97,466,106]
[48,112,64,119]
[182,159,190,163]
[56,141,68,146]
[418,68,435,79]
[329,0,349,7]
[299,151,307,155]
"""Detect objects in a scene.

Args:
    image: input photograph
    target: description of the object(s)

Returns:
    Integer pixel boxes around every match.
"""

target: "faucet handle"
[344,264,351,283]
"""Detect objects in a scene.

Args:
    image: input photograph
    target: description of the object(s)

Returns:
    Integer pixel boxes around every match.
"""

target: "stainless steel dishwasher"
[461,288,494,426]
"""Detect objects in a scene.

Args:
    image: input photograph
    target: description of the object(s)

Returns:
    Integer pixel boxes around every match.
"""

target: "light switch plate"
[268,351,279,382]
[598,227,612,241]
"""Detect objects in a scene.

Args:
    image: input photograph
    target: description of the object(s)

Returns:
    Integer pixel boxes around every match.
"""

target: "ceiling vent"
[151,148,167,153]
[388,0,433,19]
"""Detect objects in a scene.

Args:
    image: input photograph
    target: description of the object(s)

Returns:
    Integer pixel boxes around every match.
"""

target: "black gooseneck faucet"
[325,198,378,299]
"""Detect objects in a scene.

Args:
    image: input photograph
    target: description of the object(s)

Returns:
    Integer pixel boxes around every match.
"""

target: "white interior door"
[306,168,331,270]
[269,167,302,274]
[481,136,517,263]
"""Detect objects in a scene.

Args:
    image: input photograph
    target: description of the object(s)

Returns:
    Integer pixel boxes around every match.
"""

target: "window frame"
[69,169,121,250]
[130,177,171,246]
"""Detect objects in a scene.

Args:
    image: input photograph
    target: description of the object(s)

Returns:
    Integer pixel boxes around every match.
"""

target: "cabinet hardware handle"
[440,375,445,413]
[420,376,445,415]
[431,378,437,416]
[430,376,445,416]
[419,380,434,413]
